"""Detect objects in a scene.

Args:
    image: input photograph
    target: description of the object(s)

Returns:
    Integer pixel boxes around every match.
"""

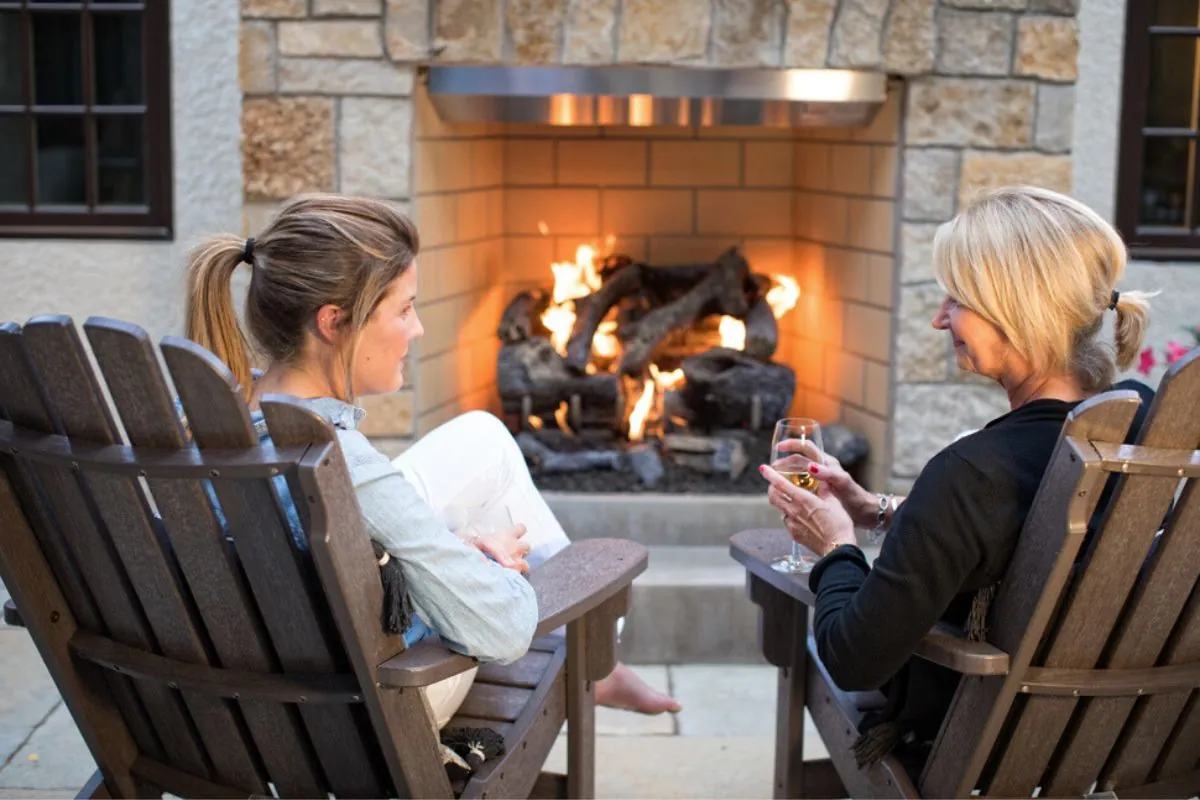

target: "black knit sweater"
[809,380,1154,767]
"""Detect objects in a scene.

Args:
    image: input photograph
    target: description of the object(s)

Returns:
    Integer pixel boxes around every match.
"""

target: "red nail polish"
[809,464,820,474]
[758,465,766,474]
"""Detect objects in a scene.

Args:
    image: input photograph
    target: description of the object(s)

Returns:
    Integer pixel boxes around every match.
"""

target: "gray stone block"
[546,492,780,547]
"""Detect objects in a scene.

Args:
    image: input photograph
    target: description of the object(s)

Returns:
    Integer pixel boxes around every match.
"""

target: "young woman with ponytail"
[758,186,1156,777]
[185,194,680,730]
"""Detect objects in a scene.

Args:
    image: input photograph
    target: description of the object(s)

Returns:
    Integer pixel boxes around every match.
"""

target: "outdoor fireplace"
[495,242,808,489]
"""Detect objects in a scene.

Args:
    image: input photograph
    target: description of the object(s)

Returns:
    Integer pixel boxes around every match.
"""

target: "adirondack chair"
[0,314,646,799]
[731,349,1200,799]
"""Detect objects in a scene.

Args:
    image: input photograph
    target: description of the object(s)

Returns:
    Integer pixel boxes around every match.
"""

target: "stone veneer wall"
[238,0,1081,482]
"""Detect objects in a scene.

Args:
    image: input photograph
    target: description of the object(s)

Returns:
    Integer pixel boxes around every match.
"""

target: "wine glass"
[769,417,824,574]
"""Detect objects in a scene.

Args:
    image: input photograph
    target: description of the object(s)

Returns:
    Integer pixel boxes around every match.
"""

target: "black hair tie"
[1109,289,1120,310]
[241,237,256,266]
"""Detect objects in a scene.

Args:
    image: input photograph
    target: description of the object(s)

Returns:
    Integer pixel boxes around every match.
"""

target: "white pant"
[390,411,571,728]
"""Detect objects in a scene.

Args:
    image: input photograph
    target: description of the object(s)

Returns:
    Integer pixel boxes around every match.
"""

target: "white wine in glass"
[770,417,823,574]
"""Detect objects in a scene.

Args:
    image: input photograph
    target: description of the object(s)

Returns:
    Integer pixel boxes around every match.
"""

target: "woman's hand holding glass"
[474,523,532,574]
[772,438,880,529]
[760,463,858,559]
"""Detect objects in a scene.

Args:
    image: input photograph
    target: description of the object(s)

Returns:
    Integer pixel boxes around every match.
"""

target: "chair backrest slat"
[0,323,212,778]
[264,398,455,798]
[983,353,1200,797]
[161,337,389,797]
[920,392,1143,798]
[84,318,328,797]
[1043,474,1200,795]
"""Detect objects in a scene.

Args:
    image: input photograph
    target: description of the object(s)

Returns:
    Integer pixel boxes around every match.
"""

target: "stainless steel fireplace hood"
[424,66,888,128]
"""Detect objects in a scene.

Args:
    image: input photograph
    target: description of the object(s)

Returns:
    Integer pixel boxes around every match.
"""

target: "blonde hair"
[186,194,420,401]
[932,186,1153,392]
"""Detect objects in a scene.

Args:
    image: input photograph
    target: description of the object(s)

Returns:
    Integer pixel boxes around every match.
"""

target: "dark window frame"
[0,0,172,240]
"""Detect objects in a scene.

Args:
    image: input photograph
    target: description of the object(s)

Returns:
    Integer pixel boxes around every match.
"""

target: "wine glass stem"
[791,541,804,562]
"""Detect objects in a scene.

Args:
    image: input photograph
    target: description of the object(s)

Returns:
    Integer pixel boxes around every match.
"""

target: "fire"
[650,363,684,391]
[593,320,619,359]
[719,315,746,350]
[766,275,800,319]
[554,401,573,435]
[541,244,602,355]
[626,378,655,442]
[527,415,544,430]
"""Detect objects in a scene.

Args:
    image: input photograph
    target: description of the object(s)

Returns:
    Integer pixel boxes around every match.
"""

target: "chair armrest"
[530,538,648,638]
[377,639,477,689]
[4,599,24,628]
[913,623,1010,676]
[377,538,647,687]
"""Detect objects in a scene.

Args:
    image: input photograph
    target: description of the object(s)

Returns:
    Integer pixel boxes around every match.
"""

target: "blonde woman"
[760,186,1154,774]
[186,194,680,730]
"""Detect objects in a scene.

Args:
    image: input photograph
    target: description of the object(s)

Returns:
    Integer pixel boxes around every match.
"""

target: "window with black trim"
[0,0,171,239]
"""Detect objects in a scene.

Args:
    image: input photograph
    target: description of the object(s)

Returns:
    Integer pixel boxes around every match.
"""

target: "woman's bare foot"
[594,662,682,714]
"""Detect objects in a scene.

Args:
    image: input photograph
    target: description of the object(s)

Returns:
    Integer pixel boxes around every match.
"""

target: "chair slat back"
[923,352,1200,798]
[0,317,420,798]
[0,321,210,778]
[84,318,328,797]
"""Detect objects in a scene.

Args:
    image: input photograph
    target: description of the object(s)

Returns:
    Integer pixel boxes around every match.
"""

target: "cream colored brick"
[793,240,827,298]
[505,236,556,282]
[505,140,554,185]
[810,194,848,246]
[357,391,415,437]
[744,142,794,187]
[414,85,455,139]
[278,20,383,56]
[243,0,306,18]
[844,302,892,362]
[647,237,734,264]
[793,191,815,241]
[651,141,740,186]
[555,235,646,262]
[826,350,865,405]
[843,406,888,488]
[866,253,894,308]
[826,248,869,302]
[808,295,844,348]
[794,142,830,190]
[455,191,490,242]
[807,391,842,425]
[790,335,825,392]
[847,198,893,254]
[558,140,647,186]
[414,194,457,248]
[864,360,890,416]
[741,238,794,275]
[243,201,282,236]
[506,123,599,137]
[854,87,902,144]
[470,140,503,188]
[697,190,791,236]
[602,189,692,235]
[507,189,600,235]
[240,21,276,95]
[339,97,411,197]
[870,146,898,198]
[697,126,794,140]
[488,189,505,236]
[829,144,872,196]
[604,125,693,139]
[415,140,473,193]
[279,57,414,94]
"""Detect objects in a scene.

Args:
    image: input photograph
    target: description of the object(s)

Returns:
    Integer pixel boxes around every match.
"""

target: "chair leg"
[774,608,809,799]
[565,619,596,800]
[75,770,111,799]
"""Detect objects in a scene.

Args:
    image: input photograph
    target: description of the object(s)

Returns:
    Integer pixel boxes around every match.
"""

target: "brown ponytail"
[184,194,419,402]
[1112,290,1153,371]
[185,234,256,398]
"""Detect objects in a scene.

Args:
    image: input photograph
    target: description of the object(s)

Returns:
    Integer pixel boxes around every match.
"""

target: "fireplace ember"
[496,244,801,486]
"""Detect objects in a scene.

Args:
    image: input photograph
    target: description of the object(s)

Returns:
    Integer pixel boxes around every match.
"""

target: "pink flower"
[1137,347,1157,376]
[1165,340,1192,365]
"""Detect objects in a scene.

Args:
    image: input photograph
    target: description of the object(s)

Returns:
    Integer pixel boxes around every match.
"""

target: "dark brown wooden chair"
[731,349,1200,799]
[0,315,644,799]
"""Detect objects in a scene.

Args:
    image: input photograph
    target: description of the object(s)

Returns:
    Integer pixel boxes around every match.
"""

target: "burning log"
[564,262,644,373]
[672,347,795,430]
[742,295,779,360]
[626,444,665,488]
[497,338,620,426]
[618,248,751,375]
[663,433,748,480]
[497,289,549,343]
[517,432,623,474]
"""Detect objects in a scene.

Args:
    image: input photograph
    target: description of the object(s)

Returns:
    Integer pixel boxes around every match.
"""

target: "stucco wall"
[0,0,244,339]
[1075,0,1200,387]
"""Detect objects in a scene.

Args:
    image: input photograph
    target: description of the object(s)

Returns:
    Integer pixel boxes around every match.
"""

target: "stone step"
[546,491,778,548]
[618,545,767,665]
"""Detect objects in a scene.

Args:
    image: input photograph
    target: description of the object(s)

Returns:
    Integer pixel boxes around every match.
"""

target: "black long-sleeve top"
[809,380,1154,747]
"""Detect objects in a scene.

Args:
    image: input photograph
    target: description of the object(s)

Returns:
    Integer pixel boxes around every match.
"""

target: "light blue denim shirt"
[242,397,539,664]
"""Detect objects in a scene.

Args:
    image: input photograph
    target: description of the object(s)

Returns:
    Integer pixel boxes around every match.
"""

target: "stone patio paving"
[1,577,828,798]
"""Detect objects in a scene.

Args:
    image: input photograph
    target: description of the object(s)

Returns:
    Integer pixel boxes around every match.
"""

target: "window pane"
[96,115,144,205]
[0,116,28,205]
[1147,36,1197,129]
[35,114,85,205]
[93,13,143,106]
[32,13,83,106]
[1154,0,1199,26]
[1139,137,1192,226]
[0,12,22,106]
